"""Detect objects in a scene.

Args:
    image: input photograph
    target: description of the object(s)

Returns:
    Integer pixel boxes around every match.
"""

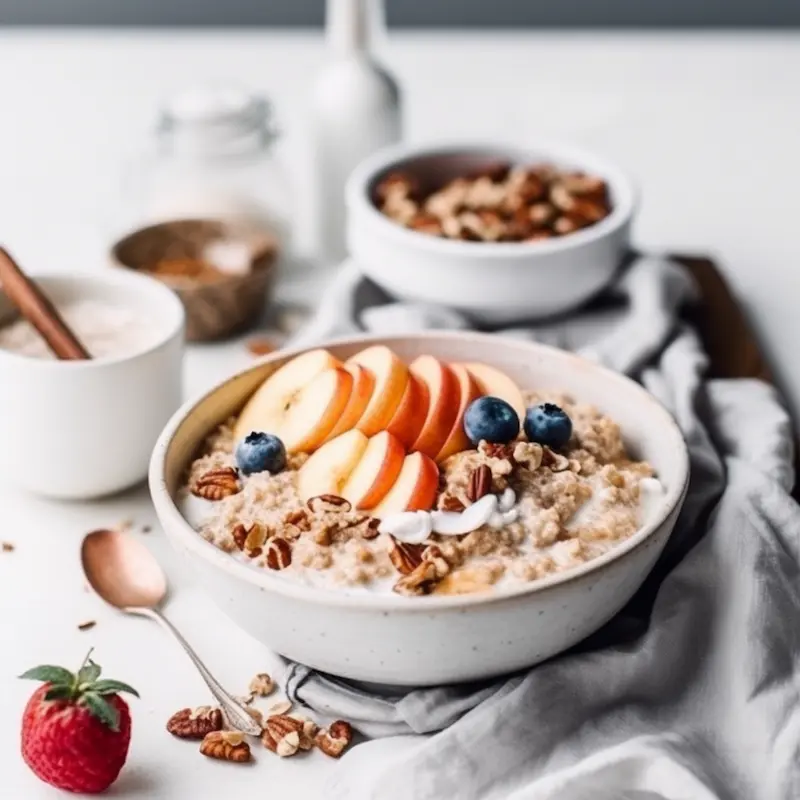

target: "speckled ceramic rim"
[345,140,638,257]
[150,331,689,612]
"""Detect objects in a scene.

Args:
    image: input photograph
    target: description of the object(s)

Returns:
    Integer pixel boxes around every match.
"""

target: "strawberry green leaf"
[44,685,74,702]
[82,691,120,732]
[19,666,74,685]
[77,660,102,686]
[90,679,139,698]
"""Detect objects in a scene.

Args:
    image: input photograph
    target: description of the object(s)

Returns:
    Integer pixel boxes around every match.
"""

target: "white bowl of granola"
[346,142,636,323]
[150,332,688,686]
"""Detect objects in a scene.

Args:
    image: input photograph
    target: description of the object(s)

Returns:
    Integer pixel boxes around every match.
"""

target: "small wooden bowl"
[111,219,279,342]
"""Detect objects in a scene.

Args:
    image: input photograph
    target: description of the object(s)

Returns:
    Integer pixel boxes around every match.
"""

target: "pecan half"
[166,706,223,740]
[315,720,354,758]
[192,467,240,501]
[265,537,292,570]
[467,464,493,503]
[261,714,312,756]
[199,730,251,762]
[388,536,425,575]
[231,522,268,557]
[306,494,352,514]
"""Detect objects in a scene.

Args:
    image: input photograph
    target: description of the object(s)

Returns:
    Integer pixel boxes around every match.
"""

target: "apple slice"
[371,452,440,518]
[409,355,460,458]
[323,363,375,443]
[234,349,341,442]
[385,373,429,448]
[435,364,483,462]
[346,345,409,437]
[341,431,405,510]
[297,429,369,502]
[460,362,526,421]
[279,367,354,453]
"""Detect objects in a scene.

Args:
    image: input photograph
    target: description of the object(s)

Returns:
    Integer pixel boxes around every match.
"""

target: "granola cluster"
[182,391,656,598]
[374,162,612,243]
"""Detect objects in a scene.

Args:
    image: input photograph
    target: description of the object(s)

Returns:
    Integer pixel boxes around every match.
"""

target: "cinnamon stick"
[0,248,90,360]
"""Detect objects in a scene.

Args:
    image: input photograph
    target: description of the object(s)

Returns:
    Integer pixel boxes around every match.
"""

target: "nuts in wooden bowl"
[111,219,279,342]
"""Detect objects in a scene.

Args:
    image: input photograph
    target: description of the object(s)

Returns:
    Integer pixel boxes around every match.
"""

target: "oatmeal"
[180,389,665,597]
[0,299,158,359]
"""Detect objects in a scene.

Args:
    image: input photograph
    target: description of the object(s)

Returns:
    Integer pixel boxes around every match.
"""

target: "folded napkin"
[284,255,799,800]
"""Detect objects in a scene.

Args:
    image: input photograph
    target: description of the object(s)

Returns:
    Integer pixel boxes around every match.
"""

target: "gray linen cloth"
[283,255,800,799]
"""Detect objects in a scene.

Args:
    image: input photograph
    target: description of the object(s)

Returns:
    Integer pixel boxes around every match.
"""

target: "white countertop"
[1,29,799,798]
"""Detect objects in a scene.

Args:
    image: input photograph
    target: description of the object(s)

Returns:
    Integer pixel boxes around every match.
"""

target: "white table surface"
[1,29,799,798]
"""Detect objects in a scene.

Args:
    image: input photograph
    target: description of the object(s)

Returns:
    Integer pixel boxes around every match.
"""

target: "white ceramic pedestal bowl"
[346,142,637,325]
[150,332,688,686]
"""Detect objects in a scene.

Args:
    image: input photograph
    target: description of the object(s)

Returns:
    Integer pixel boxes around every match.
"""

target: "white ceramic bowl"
[346,142,637,324]
[0,270,184,499]
[150,332,688,686]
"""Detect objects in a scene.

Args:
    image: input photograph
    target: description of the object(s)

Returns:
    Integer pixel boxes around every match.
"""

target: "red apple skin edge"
[407,453,439,512]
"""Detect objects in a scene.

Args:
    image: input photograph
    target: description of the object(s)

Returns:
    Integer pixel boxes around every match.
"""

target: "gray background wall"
[1,0,798,27]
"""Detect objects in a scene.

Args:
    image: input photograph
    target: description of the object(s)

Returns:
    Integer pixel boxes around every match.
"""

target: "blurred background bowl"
[346,142,637,324]
[111,218,279,342]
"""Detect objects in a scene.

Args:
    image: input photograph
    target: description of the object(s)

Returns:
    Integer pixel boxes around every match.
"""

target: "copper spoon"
[80,529,261,735]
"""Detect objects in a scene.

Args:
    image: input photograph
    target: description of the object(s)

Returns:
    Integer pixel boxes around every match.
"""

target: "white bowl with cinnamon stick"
[0,251,185,499]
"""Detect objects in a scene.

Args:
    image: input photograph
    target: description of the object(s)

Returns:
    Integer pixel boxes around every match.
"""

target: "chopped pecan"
[388,536,425,575]
[439,494,466,512]
[248,672,275,697]
[314,526,333,546]
[408,212,443,236]
[306,494,352,514]
[513,441,543,472]
[245,337,278,357]
[192,467,240,500]
[478,440,515,462]
[360,517,381,540]
[231,522,268,557]
[466,464,493,503]
[375,171,420,203]
[166,706,223,740]
[314,720,354,758]
[541,447,570,472]
[265,537,292,570]
[199,730,251,762]
[283,508,312,534]
[393,555,450,597]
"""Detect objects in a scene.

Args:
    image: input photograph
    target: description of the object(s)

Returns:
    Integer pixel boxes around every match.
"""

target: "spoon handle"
[129,606,262,736]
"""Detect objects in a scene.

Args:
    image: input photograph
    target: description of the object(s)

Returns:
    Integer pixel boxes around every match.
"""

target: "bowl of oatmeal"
[346,141,636,323]
[150,332,688,685]
[0,269,184,498]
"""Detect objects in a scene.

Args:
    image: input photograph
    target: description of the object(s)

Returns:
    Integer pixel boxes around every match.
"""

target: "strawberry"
[19,650,138,794]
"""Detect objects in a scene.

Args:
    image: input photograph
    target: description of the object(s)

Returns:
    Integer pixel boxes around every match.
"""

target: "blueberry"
[463,396,520,446]
[524,403,572,450]
[235,431,286,475]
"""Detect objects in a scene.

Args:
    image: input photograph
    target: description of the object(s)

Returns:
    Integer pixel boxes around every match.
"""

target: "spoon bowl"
[80,528,262,736]
[81,529,167,610]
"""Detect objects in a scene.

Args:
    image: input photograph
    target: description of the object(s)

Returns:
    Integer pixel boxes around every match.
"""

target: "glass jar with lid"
[122,85,292,251]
